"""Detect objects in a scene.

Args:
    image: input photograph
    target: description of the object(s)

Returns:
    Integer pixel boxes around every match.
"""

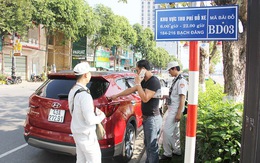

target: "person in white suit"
[160,61,188,161]
[68,62,105,163]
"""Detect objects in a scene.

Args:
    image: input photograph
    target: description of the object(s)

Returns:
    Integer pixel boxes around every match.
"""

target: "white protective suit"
[162,75,188,157]
[68,83,105,163]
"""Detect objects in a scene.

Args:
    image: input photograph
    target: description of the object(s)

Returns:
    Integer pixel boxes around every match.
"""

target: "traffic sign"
[155,0,210,3]
[155,6,238,41]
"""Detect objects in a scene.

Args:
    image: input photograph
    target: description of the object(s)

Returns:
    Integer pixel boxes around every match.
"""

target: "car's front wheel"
[117,123,136,162]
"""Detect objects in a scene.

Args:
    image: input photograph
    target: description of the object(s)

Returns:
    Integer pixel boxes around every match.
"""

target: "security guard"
[68,62,105,163]
[160,61,188,160]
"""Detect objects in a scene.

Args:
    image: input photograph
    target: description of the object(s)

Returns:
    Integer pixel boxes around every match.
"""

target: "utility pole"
[240,0,260,162]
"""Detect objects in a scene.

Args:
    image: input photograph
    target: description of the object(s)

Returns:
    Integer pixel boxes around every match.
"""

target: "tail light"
[96,102,120,117]
[29,104,39,109]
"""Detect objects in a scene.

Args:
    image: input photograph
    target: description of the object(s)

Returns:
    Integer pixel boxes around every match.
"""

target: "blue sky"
[87,0,141,25]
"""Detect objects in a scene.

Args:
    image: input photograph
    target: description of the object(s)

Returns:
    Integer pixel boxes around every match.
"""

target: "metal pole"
[184,41,199,163]
[184,2,200,162]
[11,32,15,77]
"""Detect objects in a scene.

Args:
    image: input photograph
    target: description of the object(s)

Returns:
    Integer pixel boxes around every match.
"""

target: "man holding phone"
[110,60,162,163]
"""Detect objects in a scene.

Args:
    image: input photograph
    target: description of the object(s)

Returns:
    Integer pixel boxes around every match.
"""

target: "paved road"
[0,81,145,163]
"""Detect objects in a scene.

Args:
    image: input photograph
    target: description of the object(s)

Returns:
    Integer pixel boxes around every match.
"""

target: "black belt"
[142,114,159,120]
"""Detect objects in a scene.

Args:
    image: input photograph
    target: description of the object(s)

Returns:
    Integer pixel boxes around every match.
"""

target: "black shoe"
[159,155,172,160]
[172,152,182,156]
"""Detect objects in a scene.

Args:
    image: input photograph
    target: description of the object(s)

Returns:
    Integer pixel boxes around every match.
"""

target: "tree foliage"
[79,2,98,38]
[147,47,177,69]
[131,23,144,54]
[0,0,184,72]
[31,0,85,40]
[89,4,117,66]
[0,0,33,36]
[139,28,155,59]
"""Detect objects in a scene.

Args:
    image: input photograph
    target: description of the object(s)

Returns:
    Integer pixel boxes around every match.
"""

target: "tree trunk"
[222,30,247,102]
[216,0,247,103]
[199,46,208,92]
[45,28,49,75]
[93,46,97,68]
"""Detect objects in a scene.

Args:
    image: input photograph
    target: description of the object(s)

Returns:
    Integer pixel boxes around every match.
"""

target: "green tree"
[112,15,137,69]
[31,0,85,72]
[32,0,84,40]
[131,23,144,55]
[89,4,117,67]
[214,0,247,102]
[79,2,98,38]
[147,47,176,69]
[132,25,155,59]
[209,41,221,74]
[139,28,155,58]
[0,0,33,36]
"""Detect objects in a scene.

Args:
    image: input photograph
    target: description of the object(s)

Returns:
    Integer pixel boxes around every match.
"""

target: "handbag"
[72,87,106,140]
[96,123,106,140]
[94,110,106,140]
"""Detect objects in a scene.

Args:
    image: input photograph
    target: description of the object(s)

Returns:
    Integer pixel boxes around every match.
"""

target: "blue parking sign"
[155,6,238,41]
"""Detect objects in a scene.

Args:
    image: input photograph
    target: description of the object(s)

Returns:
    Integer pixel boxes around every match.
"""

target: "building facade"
[0,25,72,80]
[1,25,46,80]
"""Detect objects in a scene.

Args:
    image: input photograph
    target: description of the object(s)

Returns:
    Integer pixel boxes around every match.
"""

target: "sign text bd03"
[155,5,238,41]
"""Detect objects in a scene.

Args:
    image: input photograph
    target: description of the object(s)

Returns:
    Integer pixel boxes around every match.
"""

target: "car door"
[125,77,142,128]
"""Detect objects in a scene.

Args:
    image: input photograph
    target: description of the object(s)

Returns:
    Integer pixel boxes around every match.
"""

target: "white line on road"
[0,143,28,159]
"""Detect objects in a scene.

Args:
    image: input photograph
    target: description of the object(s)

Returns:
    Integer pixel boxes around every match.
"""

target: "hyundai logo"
[52,102,61,109]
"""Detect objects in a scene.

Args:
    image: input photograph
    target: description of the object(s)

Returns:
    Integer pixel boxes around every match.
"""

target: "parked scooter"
[30,73,43,82]
[6,76,22,85]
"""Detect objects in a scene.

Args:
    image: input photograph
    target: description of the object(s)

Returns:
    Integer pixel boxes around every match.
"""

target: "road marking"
[0,143,28,159]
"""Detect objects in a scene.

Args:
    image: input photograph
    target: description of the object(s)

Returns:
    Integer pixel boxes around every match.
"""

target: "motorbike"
[6,76,22,85]
[30,73,43,82]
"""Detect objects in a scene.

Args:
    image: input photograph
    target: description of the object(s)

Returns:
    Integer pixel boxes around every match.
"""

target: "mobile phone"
[139,69,146,78]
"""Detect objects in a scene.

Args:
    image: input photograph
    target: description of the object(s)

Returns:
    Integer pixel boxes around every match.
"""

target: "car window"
[87,78,109,99]
[116,78,127,90]
[36,78,109,100]
[126,78,135,88]
[37,79,76,99]
[126,77,138,94]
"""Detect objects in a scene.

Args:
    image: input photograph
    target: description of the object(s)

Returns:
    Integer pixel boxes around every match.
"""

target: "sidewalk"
[128,131,146,163]
[139,149,146,163]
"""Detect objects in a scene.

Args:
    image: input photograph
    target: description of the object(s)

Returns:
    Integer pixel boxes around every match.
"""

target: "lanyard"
[169,75,182,97]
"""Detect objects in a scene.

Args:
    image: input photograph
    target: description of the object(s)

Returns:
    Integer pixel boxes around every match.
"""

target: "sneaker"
[159,155,172,160]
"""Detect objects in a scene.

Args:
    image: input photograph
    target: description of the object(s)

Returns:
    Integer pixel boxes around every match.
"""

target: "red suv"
[24,71,143,162]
